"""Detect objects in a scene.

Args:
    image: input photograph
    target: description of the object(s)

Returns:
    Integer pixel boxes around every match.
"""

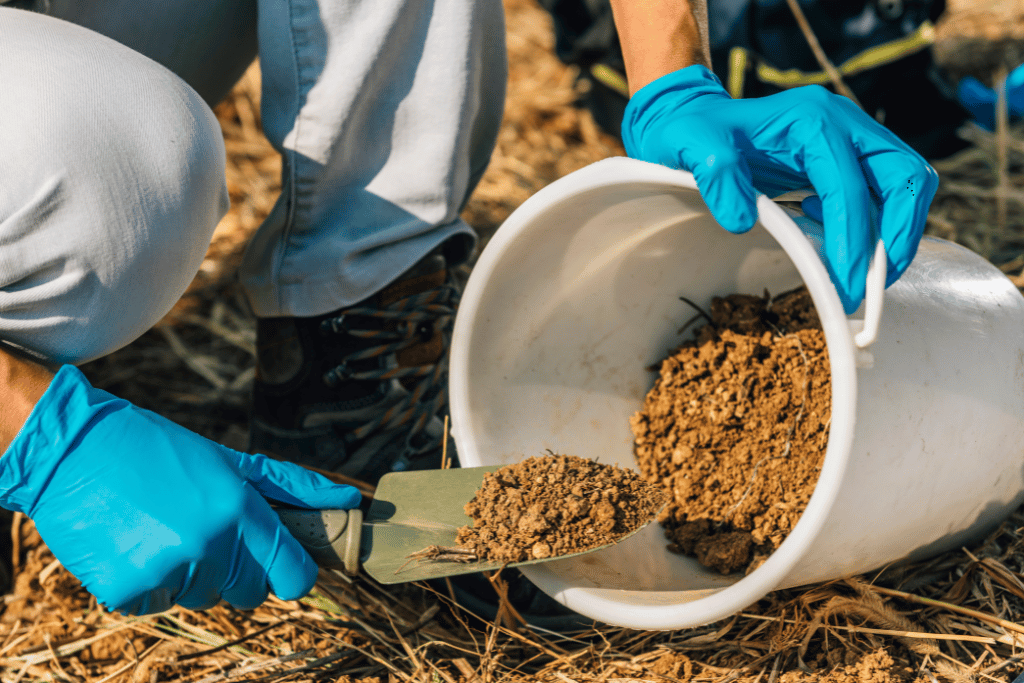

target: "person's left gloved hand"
[622,65,938,314]
[0,365,362,616]
[956,64,1024,131]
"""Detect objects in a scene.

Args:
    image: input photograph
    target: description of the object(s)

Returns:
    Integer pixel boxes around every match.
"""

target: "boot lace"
[318,278,460,452]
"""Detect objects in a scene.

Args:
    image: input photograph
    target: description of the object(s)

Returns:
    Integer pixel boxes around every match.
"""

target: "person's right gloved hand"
[622,65,938,313]
[0,365,361,615]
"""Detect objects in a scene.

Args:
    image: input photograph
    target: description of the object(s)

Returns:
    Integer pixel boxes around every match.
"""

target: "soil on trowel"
[456,454,668,564]
[630,287,831,575]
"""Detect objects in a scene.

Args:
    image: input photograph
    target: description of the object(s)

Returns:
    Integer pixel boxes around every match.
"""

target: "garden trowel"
[277,465,659,584]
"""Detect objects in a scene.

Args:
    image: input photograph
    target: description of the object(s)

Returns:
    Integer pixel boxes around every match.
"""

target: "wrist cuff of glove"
[0,365,121,514]
[621,64,730,159]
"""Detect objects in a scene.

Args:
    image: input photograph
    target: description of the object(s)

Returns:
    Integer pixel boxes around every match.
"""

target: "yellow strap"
[585,20,935,100]
[755,20,935,88]
[728,46,748,99]
[590,62,630,98]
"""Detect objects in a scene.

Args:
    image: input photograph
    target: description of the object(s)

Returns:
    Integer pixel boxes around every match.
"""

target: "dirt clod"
[456,454,667,564]
[631,288,831,574]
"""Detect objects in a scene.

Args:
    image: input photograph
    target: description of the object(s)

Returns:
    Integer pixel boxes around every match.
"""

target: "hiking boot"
[249,247,459,484]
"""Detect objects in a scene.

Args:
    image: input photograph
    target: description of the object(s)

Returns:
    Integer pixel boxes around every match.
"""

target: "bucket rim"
[449,156,859,630]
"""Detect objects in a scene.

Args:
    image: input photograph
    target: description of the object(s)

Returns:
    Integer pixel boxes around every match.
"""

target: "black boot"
[249,247,458,484]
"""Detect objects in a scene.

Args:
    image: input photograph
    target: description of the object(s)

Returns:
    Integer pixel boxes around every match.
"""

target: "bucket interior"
[453,181,815,599]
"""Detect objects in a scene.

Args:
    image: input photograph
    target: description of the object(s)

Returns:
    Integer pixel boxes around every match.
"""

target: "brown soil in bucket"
[631,287,831,575]
[456,454,667,563]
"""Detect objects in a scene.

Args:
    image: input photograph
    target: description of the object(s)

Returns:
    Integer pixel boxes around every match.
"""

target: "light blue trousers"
[0,0,505,365]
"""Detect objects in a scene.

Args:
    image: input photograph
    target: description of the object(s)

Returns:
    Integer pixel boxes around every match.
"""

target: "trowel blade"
[361,465,658,585]
[361,465,504,583]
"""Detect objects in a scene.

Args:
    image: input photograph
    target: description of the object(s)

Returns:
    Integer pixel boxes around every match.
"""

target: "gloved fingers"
[858,150,938,285]
[167,531,263,611]
[220,553,272,611]
[176,591,223,612]
[239,451,362,510]
[792,121,876,314]
[681,133,760,234]
[824,99,936,286]
[233,488,321,603]
[166,560,223,611]
[109,591,171,617]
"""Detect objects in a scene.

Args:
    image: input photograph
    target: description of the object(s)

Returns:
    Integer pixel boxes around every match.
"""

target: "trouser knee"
[0,9,228,364]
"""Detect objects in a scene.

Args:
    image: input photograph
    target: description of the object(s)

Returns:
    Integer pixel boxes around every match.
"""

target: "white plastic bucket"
[449,157,1024,630]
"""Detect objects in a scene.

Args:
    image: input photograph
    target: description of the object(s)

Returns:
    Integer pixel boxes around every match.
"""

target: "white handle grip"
[853,240,886,349]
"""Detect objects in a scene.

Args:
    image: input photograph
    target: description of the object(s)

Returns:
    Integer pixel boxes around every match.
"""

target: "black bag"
[539,0,971,159]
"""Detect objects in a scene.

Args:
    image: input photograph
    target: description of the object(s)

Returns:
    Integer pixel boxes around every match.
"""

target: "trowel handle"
[276,508,362,576]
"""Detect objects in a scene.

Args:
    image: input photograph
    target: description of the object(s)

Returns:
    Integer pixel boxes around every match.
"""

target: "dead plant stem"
[869,585,1024,637]
[997,65,1010,242]
[442,414,451,470]
[739,612,997,644]
[176,620,289,662]
[9,512,22,576]
[783,0,862,108]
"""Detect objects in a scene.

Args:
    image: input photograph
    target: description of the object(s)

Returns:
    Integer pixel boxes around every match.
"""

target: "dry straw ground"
[6,1,1024,681]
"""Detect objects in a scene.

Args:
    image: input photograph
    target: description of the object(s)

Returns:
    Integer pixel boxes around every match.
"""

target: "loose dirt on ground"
[631,288,831,574]
[644,647,920,683]
[455,454,667,563]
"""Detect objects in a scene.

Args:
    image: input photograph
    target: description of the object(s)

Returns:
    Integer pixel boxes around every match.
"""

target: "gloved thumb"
[239,451,362,510]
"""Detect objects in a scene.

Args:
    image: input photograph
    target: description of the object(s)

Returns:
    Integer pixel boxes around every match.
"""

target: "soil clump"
[631,288,831,574]
[456,454,667,563]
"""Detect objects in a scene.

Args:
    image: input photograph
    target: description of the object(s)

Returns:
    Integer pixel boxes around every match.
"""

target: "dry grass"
[10,511,1024,682]
[6,0,1024,681]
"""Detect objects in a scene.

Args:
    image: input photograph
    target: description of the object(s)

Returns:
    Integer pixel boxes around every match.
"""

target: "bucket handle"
[851,240,886,349]
[771,188,885,359]
[847,241,886,368]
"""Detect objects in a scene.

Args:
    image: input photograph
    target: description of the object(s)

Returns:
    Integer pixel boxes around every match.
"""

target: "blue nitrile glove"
[957,64,1024,131]
[622,65,938,313]
[954,66,1024,132]
[0,365,361,615]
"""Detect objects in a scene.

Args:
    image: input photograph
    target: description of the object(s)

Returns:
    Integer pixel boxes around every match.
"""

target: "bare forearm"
[609,0,711,96]
[0,347,53,452]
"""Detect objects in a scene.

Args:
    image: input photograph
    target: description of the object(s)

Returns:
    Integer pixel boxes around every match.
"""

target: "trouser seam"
[274,0,304,315]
